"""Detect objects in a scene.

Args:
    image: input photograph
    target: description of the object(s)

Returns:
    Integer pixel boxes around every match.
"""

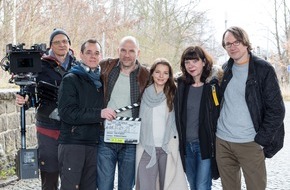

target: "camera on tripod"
[1,42,46,179]
[1,43,46,86]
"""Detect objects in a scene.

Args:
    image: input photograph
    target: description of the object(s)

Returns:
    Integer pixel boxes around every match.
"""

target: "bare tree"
[126,0,217,70]
[0,0,218,87]
[283,0,289,65]
[271,0,290,84]
[274,0,282,60]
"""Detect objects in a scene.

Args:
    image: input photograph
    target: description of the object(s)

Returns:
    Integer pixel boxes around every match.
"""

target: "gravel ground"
[1,101,290,190]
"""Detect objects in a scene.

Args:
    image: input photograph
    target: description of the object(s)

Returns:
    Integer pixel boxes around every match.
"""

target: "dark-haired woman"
[175,46,222,190]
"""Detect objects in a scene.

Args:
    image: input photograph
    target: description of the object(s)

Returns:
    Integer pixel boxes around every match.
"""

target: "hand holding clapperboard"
[104,103,141,144]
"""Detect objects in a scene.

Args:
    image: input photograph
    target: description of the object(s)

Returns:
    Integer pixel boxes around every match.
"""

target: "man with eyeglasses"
[15,28,76,190]
[216,26,285,190]
[58,39,116,190]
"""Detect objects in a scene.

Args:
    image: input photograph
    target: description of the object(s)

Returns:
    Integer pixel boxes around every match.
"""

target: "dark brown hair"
[80,38,102,53]
[180,46,213,84]
[222,26,252,51]
[148,58,176,111]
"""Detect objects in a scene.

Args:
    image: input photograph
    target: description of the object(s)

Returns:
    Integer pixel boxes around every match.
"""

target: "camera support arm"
[19,85,27,149]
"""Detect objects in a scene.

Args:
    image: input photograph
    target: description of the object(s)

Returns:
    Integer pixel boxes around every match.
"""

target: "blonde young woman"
[136,58,188,190]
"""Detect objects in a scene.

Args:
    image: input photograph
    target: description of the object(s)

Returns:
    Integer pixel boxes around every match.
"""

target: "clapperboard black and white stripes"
[115,117,141,121]
[104,103,142,144]
[114,103,139,113]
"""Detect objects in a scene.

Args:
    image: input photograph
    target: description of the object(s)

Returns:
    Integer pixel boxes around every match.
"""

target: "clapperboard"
[104,103,141,144]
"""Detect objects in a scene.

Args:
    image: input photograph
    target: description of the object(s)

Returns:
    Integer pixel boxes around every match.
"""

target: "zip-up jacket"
[58,71,104,144]
[29,50,76,130]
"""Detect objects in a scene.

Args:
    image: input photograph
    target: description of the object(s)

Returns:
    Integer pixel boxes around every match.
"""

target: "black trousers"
[41,171,59,190]
[58,144,97,190]
[37,132,59,190]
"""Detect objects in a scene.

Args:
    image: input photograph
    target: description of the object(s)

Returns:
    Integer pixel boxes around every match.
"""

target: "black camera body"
[6,43,46,74]
[3,43,46,86]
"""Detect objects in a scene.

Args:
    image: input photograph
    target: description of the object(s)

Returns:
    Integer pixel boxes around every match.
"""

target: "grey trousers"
[137,147,167,190]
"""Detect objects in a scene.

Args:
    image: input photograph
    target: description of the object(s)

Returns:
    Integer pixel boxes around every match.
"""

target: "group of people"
[15,26,285,190]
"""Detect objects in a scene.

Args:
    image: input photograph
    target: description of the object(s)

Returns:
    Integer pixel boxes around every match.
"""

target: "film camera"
[1,43,46,179]
[1,43,46,85]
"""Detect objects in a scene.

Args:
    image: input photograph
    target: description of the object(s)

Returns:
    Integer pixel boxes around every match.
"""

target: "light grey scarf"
[139,84,177,168]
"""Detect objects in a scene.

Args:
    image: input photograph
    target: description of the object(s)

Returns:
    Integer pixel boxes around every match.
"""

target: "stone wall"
[0,89,37,172]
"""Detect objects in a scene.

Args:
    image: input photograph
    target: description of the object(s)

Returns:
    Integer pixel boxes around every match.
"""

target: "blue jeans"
[97,135,136,190]
[186,142,212,190]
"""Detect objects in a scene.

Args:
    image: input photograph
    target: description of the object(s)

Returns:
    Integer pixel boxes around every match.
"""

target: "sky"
[197,0,276,54]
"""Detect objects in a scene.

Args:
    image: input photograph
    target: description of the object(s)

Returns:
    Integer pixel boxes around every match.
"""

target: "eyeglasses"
[84,51,100,57]
[225,41,240,48]
[52,39,69,46]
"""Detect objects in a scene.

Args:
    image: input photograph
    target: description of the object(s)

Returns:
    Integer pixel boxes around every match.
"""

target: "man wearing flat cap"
[16,28,76,190]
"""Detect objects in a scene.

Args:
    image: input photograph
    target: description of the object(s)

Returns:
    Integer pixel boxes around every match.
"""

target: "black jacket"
[58,71,104,144]
[221,52,285,158]
[34,52,76,129]
[174,72,221,179]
